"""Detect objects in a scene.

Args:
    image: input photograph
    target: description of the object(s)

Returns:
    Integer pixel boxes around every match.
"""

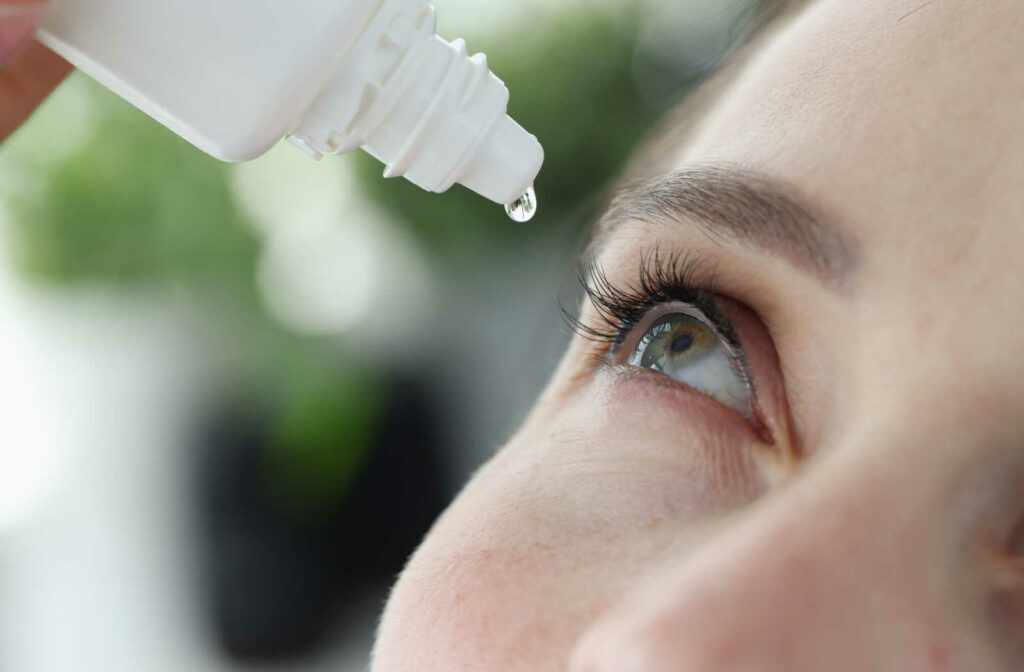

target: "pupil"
[670,333,694,354]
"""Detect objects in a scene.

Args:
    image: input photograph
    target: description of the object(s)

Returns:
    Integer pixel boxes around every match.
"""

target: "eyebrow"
[591,164,857,288]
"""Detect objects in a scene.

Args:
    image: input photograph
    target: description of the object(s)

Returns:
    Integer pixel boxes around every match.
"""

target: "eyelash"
[563,247,752,379]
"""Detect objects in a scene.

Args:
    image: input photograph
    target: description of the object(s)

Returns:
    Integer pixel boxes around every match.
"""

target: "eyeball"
[625,310,752,416]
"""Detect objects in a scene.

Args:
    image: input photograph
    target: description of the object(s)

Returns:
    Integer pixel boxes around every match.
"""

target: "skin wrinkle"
[897,0,939,23]
[591,165,857,290]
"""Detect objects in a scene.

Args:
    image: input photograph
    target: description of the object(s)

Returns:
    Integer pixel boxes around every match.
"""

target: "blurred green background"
[0,1,766,670]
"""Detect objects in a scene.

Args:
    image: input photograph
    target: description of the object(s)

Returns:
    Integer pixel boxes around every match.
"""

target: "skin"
[373,0,1024,670]
[0,0,71,142]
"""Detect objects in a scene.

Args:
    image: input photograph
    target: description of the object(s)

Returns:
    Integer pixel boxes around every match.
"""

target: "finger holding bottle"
[1,0,71,143]
[0,0,46,64]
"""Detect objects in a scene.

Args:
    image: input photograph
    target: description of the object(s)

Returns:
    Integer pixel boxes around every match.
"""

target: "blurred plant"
[3,78,259,301]
[261,362,383,520]
[0,77,386,510]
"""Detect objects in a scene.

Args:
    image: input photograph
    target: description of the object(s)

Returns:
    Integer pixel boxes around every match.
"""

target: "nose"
[569,430,1006,672]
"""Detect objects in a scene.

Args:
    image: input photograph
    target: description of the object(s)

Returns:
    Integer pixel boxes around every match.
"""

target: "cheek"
[372,382,765,672]
[547,371,766,523]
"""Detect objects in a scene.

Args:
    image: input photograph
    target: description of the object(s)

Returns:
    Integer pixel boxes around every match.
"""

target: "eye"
[614,304,753,417]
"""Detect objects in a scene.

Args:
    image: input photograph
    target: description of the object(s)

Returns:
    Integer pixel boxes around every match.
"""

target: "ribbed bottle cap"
[288,0,543,205]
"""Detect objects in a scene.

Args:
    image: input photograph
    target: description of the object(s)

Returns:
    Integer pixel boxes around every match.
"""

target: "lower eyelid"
[594,363,769,443]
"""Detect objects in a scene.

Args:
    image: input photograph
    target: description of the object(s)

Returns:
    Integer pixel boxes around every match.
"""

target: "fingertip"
[0,38,71,143]
[0,1,48,68]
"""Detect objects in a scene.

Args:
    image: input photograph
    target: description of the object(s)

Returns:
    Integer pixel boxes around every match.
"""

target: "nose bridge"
[572,434,961,672]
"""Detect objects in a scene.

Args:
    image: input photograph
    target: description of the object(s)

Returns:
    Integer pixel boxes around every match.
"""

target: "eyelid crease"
[588,164,857,290]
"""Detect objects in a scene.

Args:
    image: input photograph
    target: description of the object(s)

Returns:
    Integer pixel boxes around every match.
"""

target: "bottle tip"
[460,115,544,205]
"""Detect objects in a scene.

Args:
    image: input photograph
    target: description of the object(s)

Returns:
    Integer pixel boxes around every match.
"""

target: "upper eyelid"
[610,301,720,359]
[562,248,714,346]
[589,165,857,289]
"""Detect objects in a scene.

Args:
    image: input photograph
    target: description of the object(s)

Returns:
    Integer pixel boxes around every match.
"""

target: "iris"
[627,311,751,416]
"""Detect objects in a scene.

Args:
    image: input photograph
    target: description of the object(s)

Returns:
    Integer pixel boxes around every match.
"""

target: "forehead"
[671,0,1024,284]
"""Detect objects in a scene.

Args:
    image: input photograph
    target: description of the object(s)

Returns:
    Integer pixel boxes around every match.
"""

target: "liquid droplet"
[505,185,537,222]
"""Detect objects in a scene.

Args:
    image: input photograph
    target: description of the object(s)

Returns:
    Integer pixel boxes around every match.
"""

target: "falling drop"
[505,185,537,222]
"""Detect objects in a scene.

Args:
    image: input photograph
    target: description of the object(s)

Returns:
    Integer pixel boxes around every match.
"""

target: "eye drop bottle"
[37,0,544,205]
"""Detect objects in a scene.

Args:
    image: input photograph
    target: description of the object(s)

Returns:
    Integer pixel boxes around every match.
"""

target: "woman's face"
[373,1,1024,669]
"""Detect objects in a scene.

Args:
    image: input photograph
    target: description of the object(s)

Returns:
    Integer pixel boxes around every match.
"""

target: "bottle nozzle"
[459,114,543,206]
[288,1,543,206]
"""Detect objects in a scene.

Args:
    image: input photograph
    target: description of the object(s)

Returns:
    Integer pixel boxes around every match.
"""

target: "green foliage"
[1,77,383,511]
[4,78,260,304]
[260,363,384,522]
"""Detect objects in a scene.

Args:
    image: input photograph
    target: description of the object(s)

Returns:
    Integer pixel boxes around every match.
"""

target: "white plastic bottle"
[36,0,544,207]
